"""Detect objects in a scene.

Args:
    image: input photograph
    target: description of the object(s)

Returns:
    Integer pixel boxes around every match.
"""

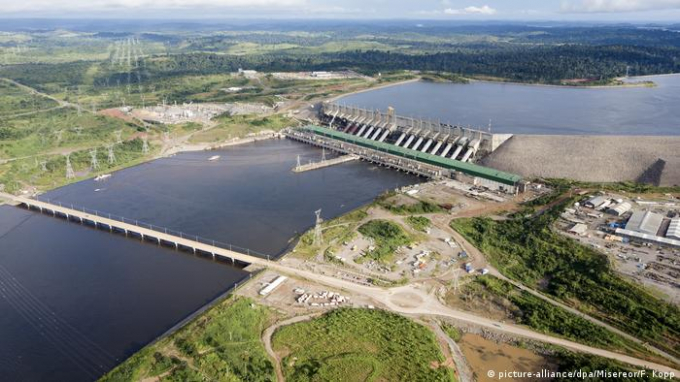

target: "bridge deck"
[1,192,269,266]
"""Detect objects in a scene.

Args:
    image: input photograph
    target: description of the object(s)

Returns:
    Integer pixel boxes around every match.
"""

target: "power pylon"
[107,145,116,165]
[313,209,323,246]
[296,155,301,169]
[321,148,326,161]
[90,149,99,170]
[114,130,122,144]
[142,137,149,154]
[65,155,75,179]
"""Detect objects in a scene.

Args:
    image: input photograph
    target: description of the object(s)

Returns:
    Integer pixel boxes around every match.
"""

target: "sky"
[1,0,680,21]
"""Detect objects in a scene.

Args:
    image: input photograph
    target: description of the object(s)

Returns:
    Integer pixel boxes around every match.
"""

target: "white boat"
[94,174,112,182]
[208,155,220,161]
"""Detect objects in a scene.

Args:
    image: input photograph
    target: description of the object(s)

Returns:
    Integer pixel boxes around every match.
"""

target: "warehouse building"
[667,218,680,240]
[625,210,664,236]
[607,201,632,216]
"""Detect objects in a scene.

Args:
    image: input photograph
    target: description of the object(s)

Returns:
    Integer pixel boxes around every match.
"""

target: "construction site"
[557,192,680,303]
[286,102,524,194]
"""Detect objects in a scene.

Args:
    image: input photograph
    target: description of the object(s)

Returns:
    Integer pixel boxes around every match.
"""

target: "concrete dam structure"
[321,102,513,162]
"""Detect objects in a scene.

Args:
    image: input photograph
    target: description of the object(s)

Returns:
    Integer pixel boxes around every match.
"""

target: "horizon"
[1,0,680,23]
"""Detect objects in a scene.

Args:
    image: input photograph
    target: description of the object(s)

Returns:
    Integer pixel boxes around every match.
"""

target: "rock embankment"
[481,135,680,186]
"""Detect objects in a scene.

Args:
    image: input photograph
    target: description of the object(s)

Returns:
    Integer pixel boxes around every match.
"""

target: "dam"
[288,102,524,194]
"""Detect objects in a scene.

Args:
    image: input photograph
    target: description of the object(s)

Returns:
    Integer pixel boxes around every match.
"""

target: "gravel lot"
[481,135,680,186]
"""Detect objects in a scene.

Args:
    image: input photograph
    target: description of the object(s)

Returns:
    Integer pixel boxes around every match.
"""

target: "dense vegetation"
[450,200,680,358]
[463,276,650,357]
[272,308,454,382]
[100,297,275,382]
[357,219,412,262]
[406,215,432,232]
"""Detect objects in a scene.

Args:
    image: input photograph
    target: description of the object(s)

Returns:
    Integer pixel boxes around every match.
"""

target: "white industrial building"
[585,196,609,209]
[625,210,664,235]
[667,218,680,240]
[607,202,632,216]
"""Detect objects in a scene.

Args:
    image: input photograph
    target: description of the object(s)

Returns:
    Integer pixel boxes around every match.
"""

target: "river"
[0,139,418,381]
[339,75,680,135]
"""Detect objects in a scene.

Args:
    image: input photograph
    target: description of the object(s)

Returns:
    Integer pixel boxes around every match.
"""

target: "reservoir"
[0,139,418,381]
[340,75,680,136]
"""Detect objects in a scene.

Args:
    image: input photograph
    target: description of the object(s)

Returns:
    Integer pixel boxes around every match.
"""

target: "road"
[1,77,77,109]
[443,216,680,366]
[2,193,678,375]
[262,313,321,382]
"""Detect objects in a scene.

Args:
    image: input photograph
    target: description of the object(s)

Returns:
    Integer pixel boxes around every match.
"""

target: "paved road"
[3,194,678,375]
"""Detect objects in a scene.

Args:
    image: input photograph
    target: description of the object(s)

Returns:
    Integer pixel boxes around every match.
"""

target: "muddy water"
[458,334,555,382]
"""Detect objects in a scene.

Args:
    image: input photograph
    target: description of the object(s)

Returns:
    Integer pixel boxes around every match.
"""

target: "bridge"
[0,191,678,375]
[0,192,272,266]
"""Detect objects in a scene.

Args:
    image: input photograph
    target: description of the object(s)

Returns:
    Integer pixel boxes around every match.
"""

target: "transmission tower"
[321,148,326,161]
[142,137,149,154]
[114,130,122,144]
[54,130,63,143]
[107,145,116,164]
[89,149,99,170]
[65,155,75,179]
[312,209,323,246]
[296,155,301,168]
[39,160,47,172]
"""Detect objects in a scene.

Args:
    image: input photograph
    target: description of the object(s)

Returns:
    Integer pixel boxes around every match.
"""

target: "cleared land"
[481,135,680,186]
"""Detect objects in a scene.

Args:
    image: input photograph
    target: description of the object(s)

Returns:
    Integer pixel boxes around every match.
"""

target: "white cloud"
[0,0,306,13]
[561,0,680,13]
[444,5,497,15]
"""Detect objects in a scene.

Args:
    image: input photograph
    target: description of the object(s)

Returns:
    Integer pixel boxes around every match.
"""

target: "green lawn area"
[357,219,412,263]
[99,296,276,382]
[272,308,455,382]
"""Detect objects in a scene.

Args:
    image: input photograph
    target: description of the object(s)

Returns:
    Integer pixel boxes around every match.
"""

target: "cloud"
[561,0,680,13]
[444,5,497,15]
[0,0,306,13]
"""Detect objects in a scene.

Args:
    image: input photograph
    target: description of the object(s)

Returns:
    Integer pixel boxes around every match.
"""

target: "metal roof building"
[585,196,608,209]
[667,218,680,241]
[607,202,632,216]
[625,210,664,236]
[302,125,522,187]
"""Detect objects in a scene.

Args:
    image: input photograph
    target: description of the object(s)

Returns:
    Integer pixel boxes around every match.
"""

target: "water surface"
[340,75,680,135]
[0,139,418,381]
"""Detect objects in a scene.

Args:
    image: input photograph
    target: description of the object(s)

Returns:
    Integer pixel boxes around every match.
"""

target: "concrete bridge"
[1,192,678,374]
[0,192,272,266]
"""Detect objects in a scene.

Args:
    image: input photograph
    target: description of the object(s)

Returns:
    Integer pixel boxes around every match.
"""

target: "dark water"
[340,75,680,135]
[0,139,418,381]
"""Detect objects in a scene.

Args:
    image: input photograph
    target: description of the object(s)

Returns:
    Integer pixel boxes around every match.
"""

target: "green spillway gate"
[301,125,522,187]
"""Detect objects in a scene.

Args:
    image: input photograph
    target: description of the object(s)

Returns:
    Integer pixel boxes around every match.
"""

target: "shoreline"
[330,77,420,102]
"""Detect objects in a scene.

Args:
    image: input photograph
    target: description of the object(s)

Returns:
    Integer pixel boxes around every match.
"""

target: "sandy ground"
[481,135,680,186]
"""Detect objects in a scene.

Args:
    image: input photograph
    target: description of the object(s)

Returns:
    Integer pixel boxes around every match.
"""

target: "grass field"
[272,308,455,382]
[100,296,277,382]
